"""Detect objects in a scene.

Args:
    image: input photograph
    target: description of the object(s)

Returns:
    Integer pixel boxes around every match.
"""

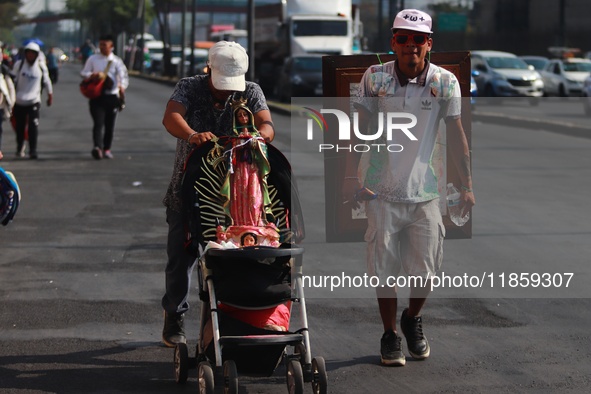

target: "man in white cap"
[344,9,475,366]
[12,42,53,159]
[160,41,275,347]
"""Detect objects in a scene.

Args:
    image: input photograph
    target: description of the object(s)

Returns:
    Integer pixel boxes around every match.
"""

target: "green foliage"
[0,0,22,40]
[66,0,154,37]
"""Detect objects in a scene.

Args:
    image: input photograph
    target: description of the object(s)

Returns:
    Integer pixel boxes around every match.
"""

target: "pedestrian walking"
[12,42,53,159]
[80,39,95,64]
[0,63,16,161]
[344,9,475,366]
[80,34,128,160]
[46,47,59,84]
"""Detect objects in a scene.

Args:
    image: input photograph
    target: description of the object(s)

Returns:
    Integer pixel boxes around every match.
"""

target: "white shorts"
[365,198,445,281]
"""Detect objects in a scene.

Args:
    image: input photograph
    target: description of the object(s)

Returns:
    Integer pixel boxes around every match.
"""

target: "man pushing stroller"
[160,41,276,347]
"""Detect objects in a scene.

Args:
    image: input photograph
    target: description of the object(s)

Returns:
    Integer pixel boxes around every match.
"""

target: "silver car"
[471,50,544,98]
[582,74,591,116]
[540,58,591,97]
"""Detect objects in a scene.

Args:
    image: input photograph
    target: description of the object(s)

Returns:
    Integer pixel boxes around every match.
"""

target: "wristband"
[461,185,473,192]
[187,132,198,144]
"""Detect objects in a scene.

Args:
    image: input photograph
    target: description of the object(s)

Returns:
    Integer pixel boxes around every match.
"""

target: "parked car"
[145,40,164,73]
[540,58,591,97]
[519,55,550,71]
[471,50,544,99]
[582,74,591,115]
[147,44,208,76]
[274,54,323,102]
[171,47,209,75]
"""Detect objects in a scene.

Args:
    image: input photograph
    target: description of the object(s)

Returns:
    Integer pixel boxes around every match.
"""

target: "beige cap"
[208,41,248,91]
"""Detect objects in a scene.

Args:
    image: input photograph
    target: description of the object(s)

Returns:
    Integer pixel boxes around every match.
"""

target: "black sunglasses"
[393,34,430,46]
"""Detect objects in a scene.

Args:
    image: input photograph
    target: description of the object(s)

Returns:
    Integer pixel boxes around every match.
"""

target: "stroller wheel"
[311,356,328,394]
[286,359,304,394]
[173,343,189,384]
[198,361,215,394]
[223,360,238,394]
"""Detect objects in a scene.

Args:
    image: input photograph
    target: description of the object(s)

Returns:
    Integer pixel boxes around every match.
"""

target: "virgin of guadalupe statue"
[216,98,279,247]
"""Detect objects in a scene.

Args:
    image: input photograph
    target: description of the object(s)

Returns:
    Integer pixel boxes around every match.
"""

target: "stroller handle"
[204,245,304,260]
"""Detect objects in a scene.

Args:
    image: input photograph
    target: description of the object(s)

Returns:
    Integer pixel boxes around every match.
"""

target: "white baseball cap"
[392,9,433,34]
[24,42,41,53]
[208,41,248,91]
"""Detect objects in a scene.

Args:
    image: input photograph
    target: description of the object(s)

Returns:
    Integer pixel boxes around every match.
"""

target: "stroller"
[173,137,327,394]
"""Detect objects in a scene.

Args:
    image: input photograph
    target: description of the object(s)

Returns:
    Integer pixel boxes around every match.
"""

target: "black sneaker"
[91,147,102,160]
[162,311,186,348]
[380,330,406,366]
[400,308,430,359]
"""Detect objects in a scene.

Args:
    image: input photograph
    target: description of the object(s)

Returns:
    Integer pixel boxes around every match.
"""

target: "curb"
[472,111,591,140]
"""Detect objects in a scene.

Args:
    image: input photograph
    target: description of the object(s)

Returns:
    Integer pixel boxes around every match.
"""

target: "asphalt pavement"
[1,63,591,393]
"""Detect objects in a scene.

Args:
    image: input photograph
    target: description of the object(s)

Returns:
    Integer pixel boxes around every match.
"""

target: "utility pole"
[559,0,566,46]
[129,0,145,71]
[189,0,196,75]
[140,0,145,73]
[247,0,255,82]
[180,0,187,78]
[377,0,383,51]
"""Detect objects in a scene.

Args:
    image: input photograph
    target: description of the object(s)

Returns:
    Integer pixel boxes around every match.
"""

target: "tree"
[152,0,183,76]
[0,0,23,44]
[65,0,153,39]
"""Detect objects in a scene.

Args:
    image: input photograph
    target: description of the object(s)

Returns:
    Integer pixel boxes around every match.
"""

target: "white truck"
[254,0,361,93]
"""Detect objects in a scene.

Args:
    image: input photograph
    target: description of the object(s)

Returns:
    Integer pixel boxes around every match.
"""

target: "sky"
[18,0,459,18]
[20,0,67,17]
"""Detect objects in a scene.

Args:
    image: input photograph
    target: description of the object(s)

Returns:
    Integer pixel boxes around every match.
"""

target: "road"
[1,63,591,393]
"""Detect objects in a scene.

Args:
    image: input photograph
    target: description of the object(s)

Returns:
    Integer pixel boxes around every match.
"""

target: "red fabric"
[218,302,291,331]
[10,114,28,141]
[79,78,105,99]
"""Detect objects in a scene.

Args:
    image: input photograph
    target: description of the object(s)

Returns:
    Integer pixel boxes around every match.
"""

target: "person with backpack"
[12,42,53,159]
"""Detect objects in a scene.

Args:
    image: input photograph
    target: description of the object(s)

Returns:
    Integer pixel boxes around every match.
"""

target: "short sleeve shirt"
[163,75,269,212]
[356,60,461,203]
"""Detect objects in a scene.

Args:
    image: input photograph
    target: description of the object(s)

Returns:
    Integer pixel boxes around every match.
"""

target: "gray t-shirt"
[163,75,268,212]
